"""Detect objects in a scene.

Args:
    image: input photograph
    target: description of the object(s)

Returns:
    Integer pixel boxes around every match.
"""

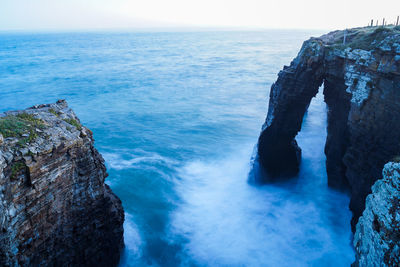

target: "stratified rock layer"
[257,26,400,229]
[354,162,400,266]
[0,100,124,266]
[258,38,325,177]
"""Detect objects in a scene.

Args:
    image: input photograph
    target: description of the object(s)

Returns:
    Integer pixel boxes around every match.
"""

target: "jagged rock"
[258,37,325,177]
[353,162,400,266]
[257,26,400,230]
[0,100,124,266]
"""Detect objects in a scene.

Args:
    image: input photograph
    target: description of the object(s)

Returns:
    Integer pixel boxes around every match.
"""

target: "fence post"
[397,16,399,26]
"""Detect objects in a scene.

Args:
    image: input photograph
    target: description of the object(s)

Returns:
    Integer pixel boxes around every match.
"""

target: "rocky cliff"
[0,100,124,266]
[257,26,400,230]
[353,162,400,266]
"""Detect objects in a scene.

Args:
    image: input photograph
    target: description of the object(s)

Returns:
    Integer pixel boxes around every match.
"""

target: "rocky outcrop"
[258,38,325,177]
[257,26,400,230]
[0,100,124,266]
[353,162,400,266]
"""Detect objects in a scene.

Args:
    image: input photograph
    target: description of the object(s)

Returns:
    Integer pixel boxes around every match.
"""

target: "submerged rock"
[0,100,124,266]
[354,162,400,266]
[257,26,400,230]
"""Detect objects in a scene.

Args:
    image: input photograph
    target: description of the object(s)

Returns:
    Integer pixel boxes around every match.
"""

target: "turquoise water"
[0,31,354,266]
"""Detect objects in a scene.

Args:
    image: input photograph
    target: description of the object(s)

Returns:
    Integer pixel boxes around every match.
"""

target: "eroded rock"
[354,162,400,266]
[257,26,400,230]
[0,101,124,266]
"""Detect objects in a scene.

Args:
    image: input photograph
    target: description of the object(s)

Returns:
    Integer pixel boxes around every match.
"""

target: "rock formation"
[257,26,400,230]
[353,162,400,266]
[0,100,124,266]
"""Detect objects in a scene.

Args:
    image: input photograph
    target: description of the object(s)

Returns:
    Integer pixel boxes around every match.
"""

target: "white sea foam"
[167,145,353,266]
[119,213,143,267]
[167,92,353,266]
[102,151,178,171]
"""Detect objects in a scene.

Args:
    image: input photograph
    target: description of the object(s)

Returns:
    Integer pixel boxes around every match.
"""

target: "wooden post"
[383,18,385,26]
[371,19,373,27]
[397,16,399,26]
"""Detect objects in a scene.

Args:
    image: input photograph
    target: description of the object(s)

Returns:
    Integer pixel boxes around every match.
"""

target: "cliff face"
[354,162,400,266]
[0,100,124,266]
[257,26,400,230]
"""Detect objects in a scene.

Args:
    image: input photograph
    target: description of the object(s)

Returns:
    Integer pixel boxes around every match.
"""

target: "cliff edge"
[0,100,124,266]
[354,162,400,266]
[257,26,400,230]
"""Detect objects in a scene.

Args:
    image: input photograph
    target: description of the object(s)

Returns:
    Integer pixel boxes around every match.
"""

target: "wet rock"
[257,26,400,230]
[354,162,400,266]
[0,101,124,266]
[257,38,325,178]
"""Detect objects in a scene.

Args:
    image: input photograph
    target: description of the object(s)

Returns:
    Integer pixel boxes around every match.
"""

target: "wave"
[119,213,143,267]
[167,143,353,266]
[102,150,178,171]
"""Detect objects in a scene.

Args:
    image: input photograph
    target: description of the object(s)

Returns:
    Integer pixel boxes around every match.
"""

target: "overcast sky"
[1,0,399,31]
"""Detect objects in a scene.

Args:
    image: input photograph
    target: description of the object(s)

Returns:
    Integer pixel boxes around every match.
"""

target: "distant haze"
[1,0,399,31]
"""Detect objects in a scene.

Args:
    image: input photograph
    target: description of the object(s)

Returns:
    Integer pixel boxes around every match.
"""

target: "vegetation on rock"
[48,108,59,117]
[0,113,45,146]
[347,26,399,50]
[63,118,82,131]
[10,161,27,179]
[327,26,400,51]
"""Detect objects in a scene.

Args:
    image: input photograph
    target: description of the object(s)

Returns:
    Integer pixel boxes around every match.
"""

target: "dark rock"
[0,101,124,266]
[353,162,400,266]
[258,38,325,179]
[257,26,400,230]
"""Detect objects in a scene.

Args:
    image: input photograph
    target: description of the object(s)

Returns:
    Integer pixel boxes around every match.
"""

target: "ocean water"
[0,31,354,266]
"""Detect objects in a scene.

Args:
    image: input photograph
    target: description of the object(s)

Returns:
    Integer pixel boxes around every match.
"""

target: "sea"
[0,30,354,266]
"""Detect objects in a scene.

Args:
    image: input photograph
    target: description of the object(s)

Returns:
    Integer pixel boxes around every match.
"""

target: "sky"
[1,0,399,31]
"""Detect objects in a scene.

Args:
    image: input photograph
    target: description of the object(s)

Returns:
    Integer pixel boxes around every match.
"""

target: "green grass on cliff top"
[63,118,82,131]
[333,25,400,50]
[0,113,45,145]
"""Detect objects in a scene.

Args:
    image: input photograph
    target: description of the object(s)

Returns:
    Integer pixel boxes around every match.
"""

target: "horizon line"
[0,25,336,34]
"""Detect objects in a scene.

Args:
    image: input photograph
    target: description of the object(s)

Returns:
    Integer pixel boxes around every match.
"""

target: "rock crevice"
[257,26,400,230]
[353,162,400,266]
[0,100,124,266]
